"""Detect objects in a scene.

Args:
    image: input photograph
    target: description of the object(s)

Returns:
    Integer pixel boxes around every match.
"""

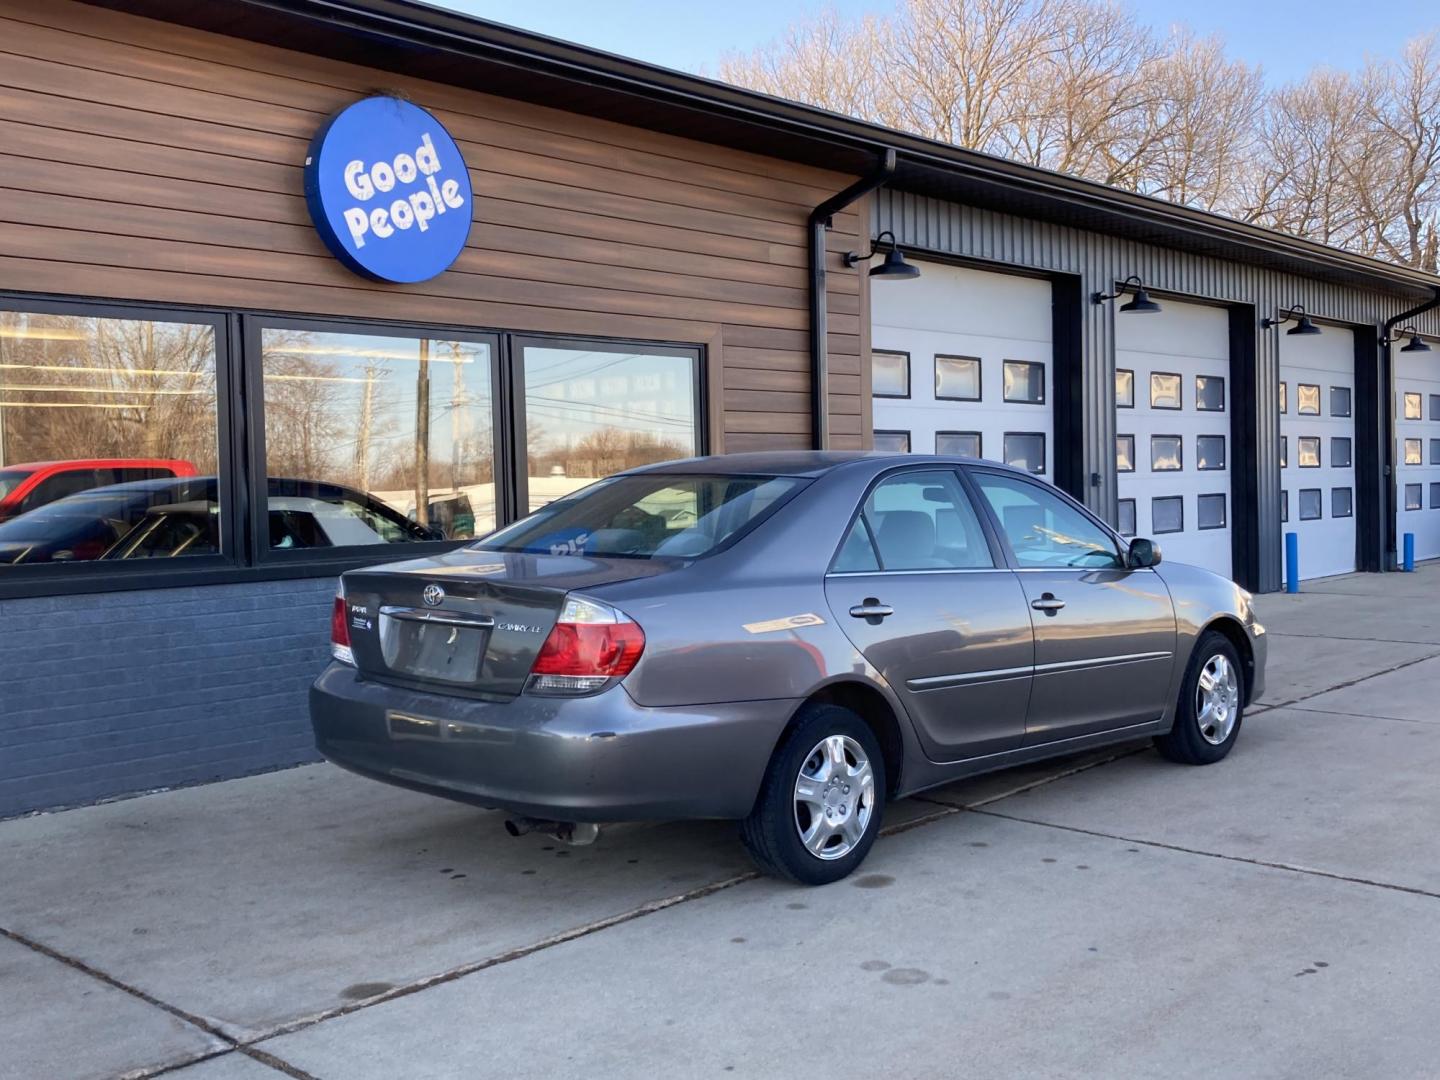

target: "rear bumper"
[310,664,799,822]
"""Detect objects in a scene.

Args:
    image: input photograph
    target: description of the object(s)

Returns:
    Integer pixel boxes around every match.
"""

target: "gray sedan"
[311,452,1265,884]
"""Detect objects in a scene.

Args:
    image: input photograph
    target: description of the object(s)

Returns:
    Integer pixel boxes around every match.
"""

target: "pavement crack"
[969,807,1440,901]
[1257,647,1440,712]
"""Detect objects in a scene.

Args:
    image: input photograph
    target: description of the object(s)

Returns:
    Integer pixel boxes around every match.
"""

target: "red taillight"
[528,596,644,693]
[330,594,354,665]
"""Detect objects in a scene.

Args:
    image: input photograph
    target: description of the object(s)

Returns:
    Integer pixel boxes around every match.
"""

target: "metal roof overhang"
[87,0,1440,299]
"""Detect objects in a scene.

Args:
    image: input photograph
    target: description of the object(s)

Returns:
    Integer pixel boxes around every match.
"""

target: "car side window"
[851,470,994,571]
[973,472,1123,570]
[832,518,880,572]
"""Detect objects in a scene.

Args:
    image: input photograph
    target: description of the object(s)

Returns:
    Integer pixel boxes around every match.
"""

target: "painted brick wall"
[0,578,335,818]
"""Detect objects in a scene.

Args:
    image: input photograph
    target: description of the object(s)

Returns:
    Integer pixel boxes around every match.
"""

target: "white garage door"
[871,262,1053,479]
[1395,342,1440,563]
[1279,328,1357,580]
[1114,298,1232,578]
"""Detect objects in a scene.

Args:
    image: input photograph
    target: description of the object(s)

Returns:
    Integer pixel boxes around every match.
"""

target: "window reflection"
[260,328,496,544]
[521,345,697,511]
[0,310,218,567]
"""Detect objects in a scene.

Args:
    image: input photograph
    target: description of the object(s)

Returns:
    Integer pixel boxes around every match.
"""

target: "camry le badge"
[422,584,445,607]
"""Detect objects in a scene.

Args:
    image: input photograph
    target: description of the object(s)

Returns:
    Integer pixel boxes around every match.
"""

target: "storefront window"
[0,309,220,567]
[260,326,497,547]
[519,342,698,512]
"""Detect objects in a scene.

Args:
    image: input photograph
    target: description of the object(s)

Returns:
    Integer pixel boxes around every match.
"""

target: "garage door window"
[1432,394,1440,420]
[1197,493,1226,530]
[1332,487,1353,518]
[1150,373,1181,410]
[1196,435,1226,471]
[1002,433,1045,474]
[1404,438,1423,466]
[1330,386,1351,417]
[936,431,981,457]
[1432,482,1440,509]
[1195,375,1225,412]
[874,430,910,452]
[1403,392,1422,420]
[1002,361,1045,404]
[1280,436,1288,468]
[1299,488,1322,520]
[1150,435,1182,471]
[1118,498,1136,536]
[935,355,981,401]
[872,351,909,398]
[1279,382,1287,414]
[1297,384,1321,415]
[1281,490,1289,522]
[1405,483,1422,510]
[1432,439,1440,465]
[1116,434,1135,472]
[1332,437,1352,468]
[1152,496,1183,534]
[1116,369,1135,408]
[1298,436,1321,468]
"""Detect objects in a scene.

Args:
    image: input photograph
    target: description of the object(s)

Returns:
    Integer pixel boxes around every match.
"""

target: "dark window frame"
[1195,374,1226,412]
[1281,489,1289,523]
[0,293,711,599]
[872,348,911,400]
[1431,482,1440,510]
[1001,359,1047,405]
[1297,435,1322,469]
[1149,371,1183,410]
[1001,431,1047,475]
[1404,483,1422,511]
[1150,433,1184,472]
[1115,368,1135,409]
[1329,385,1352,418]
[1297,383,1322,416]
[933,354,982,402]
[1278,381,1288,414]
[1116,433,1136,473]
[1331,487,1353,519]
[1151,495,1184,534]
[1280,435,1288,469]
[874,429,912,453]
[1117,497,1137,536]
[1196,434,1227,471]
[1402,437,1423,466]
[1197,492,1227,530]
[1331,436,1353,469]
[935,430,983,458]
[1402,391,1422,420]
[1298,487,1322,520]
[1432,438,1440,466]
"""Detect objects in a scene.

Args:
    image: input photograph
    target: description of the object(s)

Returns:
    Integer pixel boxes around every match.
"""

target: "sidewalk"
[4,564,1438,1079]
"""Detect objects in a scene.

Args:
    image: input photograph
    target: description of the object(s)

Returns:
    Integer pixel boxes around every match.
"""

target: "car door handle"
[1031,594,1066,614]
[849,599,894,622]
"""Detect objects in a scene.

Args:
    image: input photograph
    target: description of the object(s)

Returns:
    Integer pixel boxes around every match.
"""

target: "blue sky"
[441,0,1437,86]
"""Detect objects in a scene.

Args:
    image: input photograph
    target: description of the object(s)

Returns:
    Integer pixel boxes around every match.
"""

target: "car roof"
[622,451,1031,479]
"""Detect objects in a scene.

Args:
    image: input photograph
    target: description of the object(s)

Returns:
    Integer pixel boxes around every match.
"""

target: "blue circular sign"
[303,97,473,284]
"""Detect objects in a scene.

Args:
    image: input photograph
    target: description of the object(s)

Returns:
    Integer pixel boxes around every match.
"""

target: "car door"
[824,467,1035,761]
[967,467,1176,744]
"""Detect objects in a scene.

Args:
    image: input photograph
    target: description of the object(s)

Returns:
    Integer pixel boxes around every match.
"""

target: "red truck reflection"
[0,459,199,523]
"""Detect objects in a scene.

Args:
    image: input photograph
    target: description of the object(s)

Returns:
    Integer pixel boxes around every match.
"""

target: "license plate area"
[379,608,490,684]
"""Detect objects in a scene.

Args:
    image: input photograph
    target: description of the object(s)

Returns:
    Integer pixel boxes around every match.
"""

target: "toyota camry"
[311,452,1265,884]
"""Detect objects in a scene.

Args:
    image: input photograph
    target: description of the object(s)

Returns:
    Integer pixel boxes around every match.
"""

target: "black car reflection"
[0,477,440,565]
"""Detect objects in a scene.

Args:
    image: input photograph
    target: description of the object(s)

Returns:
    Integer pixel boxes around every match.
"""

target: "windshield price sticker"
[303,96,473,283]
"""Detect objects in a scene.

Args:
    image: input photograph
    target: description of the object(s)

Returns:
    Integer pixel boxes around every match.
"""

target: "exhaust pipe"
[503,817,600,846]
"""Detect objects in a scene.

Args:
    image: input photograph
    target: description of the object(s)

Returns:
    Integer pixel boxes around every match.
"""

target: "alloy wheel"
[792,734,875,860]
[1195,653,1240,745]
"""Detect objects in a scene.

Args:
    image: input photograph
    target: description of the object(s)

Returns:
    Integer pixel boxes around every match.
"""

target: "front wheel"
[741,704,885,885]
[1153,630,1245,765]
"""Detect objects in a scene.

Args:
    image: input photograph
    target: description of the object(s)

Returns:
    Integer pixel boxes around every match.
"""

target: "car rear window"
[477,474,806,559]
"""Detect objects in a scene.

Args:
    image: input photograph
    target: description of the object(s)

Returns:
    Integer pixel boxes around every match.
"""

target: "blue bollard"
[1403,532,1415,572]
[1285,532,1300,593]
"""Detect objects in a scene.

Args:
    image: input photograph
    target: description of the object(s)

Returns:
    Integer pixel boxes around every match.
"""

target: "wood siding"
[0,0,867,449]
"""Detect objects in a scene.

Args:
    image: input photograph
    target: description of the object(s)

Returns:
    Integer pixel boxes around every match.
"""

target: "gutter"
[808,149,897,450]
[1379,286,1440,565]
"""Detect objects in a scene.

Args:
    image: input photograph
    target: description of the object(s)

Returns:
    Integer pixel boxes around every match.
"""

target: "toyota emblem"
[422,584,445,608]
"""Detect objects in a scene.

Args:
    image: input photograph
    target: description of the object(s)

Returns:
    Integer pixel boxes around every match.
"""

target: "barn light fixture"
[1092,275,1161,313]
[1263,305,1322,335]
[1388,326,1432,353]
[844,231,921,280]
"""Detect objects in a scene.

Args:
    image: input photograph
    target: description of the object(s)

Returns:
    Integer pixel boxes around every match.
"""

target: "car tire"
[1153,630,1245,765]
[741,703,886,885]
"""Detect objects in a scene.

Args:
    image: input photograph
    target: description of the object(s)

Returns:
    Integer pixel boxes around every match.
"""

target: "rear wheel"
[741,703,885,885]
[1153,630,1245,765]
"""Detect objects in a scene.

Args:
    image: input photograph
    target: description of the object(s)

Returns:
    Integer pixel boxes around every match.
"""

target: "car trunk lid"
[340,548,672,699]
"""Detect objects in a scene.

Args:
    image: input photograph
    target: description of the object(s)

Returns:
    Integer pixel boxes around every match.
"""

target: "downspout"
[808,148,898,450]
[1380,285,1440,568]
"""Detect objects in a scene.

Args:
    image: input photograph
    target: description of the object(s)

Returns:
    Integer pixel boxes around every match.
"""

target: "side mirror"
[1127,537,1162,569]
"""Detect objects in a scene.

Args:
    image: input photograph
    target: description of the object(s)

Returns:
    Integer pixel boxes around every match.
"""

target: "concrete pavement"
[2,564,1438,1078]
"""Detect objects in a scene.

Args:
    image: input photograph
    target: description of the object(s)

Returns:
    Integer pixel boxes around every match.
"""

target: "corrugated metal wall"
[876,189,1440,592]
